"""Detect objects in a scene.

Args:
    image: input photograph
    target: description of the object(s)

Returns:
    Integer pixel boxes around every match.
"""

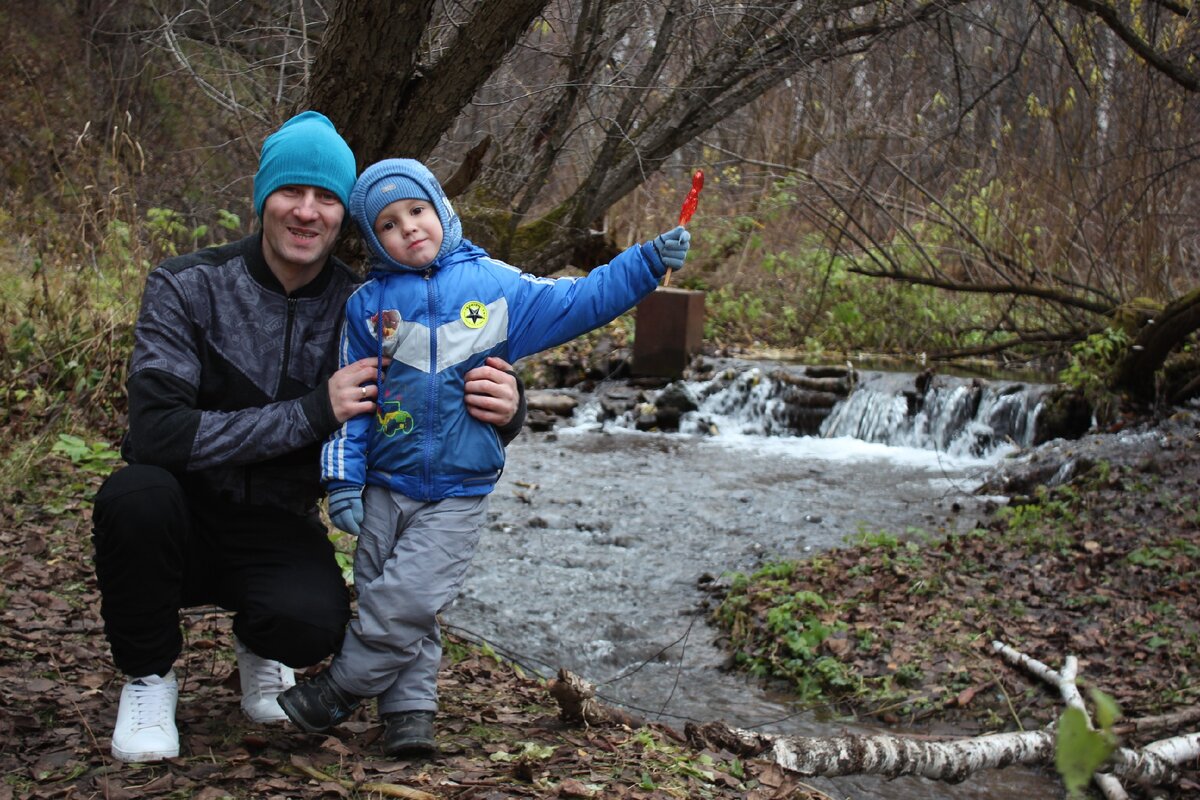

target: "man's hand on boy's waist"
[464,356,522,428]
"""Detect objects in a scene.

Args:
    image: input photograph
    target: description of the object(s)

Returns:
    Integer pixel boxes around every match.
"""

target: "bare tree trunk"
[304,0,430,166]
[307,0,549,167]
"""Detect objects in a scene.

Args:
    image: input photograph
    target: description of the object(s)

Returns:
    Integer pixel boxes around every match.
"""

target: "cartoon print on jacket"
[368,309,402,356]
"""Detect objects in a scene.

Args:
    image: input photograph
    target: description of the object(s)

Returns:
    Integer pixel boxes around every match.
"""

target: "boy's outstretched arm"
[504,227,691,361]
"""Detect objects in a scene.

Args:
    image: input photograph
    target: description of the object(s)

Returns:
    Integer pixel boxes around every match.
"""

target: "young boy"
[276,157,689,757]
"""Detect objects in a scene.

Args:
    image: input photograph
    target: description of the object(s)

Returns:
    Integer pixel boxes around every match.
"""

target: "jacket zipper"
[280,296,299,389]
[423,268,437,498]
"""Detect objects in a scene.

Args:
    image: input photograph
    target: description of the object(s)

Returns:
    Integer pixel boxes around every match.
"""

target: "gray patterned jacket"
[121,234,357,515]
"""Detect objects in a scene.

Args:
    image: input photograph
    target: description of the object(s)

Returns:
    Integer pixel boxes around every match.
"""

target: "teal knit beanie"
[253,111,356,218]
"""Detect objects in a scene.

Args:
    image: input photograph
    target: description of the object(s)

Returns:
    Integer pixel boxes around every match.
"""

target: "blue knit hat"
[349,158,463,270]
[253,111,356,218]
[362,174,432,225]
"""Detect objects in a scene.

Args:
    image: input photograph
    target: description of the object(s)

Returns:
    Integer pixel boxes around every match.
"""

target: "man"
[91,111,525,763]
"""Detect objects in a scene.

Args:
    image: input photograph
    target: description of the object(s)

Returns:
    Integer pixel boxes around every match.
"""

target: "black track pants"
[91,464,350,677]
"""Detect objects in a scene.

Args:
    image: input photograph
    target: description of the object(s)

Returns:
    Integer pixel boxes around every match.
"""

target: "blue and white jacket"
[321,158,669,501]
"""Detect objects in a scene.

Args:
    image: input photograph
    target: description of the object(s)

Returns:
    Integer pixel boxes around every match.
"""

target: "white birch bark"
[549,643,1200,793]
[683,722,1192,787]
[688,726,1057,781]
[991,640,1129,800]
[668,641,1200,792]
[1114,733,1200,785]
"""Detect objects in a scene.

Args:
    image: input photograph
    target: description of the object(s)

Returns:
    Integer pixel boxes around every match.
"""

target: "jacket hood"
[350,158,464,273]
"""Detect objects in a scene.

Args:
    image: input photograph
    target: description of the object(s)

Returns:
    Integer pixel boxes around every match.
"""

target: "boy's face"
[374,198,443,268]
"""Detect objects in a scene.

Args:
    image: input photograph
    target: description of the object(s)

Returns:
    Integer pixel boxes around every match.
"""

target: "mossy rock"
[1033,387,1092,444]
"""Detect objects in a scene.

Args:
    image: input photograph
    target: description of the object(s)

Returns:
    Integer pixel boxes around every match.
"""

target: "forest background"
[1,1,1198,799]
[5,0,1200,439]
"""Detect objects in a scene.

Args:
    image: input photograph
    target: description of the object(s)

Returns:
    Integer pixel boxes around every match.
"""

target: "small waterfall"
[678,365,850,437]
[565,361,1049,459]
[819,371,1047,458]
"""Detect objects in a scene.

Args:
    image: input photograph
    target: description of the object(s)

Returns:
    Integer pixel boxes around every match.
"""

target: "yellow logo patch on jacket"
[460,301,488,329]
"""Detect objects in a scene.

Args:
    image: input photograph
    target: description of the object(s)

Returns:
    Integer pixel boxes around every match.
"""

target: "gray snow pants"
[329,487,486,714]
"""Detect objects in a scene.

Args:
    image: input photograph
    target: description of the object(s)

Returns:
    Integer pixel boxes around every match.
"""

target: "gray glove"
[652,226,691,271]
[327,485,364,536]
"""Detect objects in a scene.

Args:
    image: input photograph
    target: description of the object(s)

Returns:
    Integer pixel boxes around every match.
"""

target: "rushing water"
[445,367,1062,798]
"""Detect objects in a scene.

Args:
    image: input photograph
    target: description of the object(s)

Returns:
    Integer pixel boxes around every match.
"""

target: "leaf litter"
[3,414,1198,798]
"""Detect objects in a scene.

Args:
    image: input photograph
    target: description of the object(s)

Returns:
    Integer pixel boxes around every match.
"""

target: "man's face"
[374,198,444,268]
[261,185,345,276]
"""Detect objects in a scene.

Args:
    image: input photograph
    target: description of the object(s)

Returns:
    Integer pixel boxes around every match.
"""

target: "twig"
[280,762,437,799]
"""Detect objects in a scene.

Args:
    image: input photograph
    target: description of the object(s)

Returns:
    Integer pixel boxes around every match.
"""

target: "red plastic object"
[678,170,704,227]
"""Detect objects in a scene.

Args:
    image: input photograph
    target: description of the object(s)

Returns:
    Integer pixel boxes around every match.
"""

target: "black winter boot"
[381,710,436,758]
[276,672,361,733]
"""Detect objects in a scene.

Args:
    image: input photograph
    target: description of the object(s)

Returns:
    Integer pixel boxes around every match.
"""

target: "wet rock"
[597,386,641,421]
[527,409,560,432]
[979,411,1199,496]
[634,408,659,431]
[1033,387,1092,444]
[639,383,700,432]
[527,390,579,416]
[652,406,683,430]
[656,382,700,414]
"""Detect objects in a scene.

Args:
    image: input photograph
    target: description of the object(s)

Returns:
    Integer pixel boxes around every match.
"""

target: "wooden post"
[633,287,705,378]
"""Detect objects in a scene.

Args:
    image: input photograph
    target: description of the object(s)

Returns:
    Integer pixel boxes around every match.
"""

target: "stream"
[444,365,1063,798]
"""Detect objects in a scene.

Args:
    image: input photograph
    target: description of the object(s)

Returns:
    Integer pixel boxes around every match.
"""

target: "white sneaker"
[111,671,179,762]
[234,637,294,723]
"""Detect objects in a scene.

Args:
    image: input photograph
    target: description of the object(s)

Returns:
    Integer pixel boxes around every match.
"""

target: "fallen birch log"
[990,640,1129,800]
[684,723,1055,782]
[992,640,1199,795]
[682,721,1194,788]
[549,663,1198,791]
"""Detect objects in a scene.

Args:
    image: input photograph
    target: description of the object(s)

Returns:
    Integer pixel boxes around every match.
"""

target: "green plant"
[50,434,120,475]
[714,567,861,703]
[1059,328,1130,425]
[145,206,240,257]
[1055,689,1121,798]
